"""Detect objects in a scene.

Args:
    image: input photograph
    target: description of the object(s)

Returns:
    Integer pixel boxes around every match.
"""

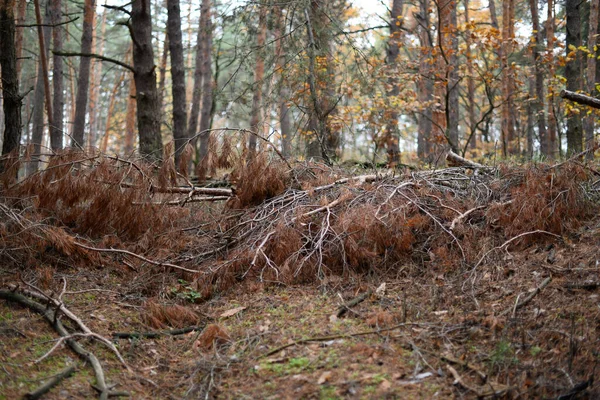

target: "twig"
[449,206,485,231]
[112,325,206,339]
[260,322,425,359]
[24,364,77,400]
[564,281,600,290]
[446,150,485,168]
[73,242,200,274]
[336,290,372,317]
[499,277,552,317]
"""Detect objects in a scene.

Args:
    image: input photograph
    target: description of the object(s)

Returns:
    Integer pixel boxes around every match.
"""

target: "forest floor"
[1,154,599,399]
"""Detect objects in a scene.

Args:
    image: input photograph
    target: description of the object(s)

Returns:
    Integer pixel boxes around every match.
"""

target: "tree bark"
[157,31,168,129]
[382,0,403,165]
[585,0,599,156]
[566,0,583,156]
[187,7,203,147]
[0,0,22,163]
[101,71,125,153]
[50,0,64,151]
[528,0,547,158]
[71,0,95,148]
[248,4,267,157]
[465,0,477,151]
[87,7,107,150]
[124,78,136,155]
[29,0,50,173]
[15,0,26,82]
[197,0,213,162]
[167,0,188,166]
[131,0,163,160]
[274,6,291,158]
[501,0,516,156]
[546,0,557,158]
[417,0,433,160]
[446,0,459,152]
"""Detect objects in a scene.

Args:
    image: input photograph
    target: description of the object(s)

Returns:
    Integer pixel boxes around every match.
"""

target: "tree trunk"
[187,8,203,147]
[50,0,64,151]
[546,0,557,158]
[101,71,125,153]
[526,76,535,158]
[131,0,163,160]
[124,78,136,155]
[274,6,291,158]
[0,0,22,163]
[528,0,547,158]
[382,0,403,165]
[248,4,267,157]
[29,0,51,173]
[417,0,433,160]
[15,0,26,82]
[157,30,169,128]
[465,0,477,151]
[566,0,583,156]
[71,0,95,148]
[87,7,107,150]
[585,0,599,157]
[446,0,459,152]
[197,0,213,162]
[501,0,516,156]
[167,0,188,166]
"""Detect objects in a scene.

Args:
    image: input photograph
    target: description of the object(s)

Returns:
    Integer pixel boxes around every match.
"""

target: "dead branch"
[73,242,200,273]
[446,150,485,168]
[112,324,206,339]
[24,364,77,400]
[449,205,485,231]
[499,276,552,317]
[0,290,126,399]
[446,364,511,397]
[336,289,372,317]
[560,89,600,110]
[564,281,600,290]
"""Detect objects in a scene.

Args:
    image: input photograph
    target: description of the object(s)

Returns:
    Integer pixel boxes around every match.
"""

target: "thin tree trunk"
[167,0,188,166]
[157,31,169,127]
[197,0,213,161]
[101,71,125,153]
[465,0,477,151]
[446,0,459,152]
[547,0,557,158]
[124,78,136,155]
[274,6,291,158]
[34,0,53,129]
[248,4,267,157]
[29,0,50,173]
[71,0,95,148]
[529,0,547,158]
[87,7,107,149]
[187,7,203,146]
[566,0,583,156]
[15,0,26,82]
[526,76,535,158]
[0,0,22,164]
[131,0,163,160]
[382,0,403,165]
[50,0,64,151]
[585,0,599,157]
[501,0,516,156]
[417,0,433,160]
[185,0,194,104]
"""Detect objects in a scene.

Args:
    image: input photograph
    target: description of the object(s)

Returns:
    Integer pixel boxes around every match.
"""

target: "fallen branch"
[564,281,600,290]
[260,322,426,359]
[446,150,485,169]
[0,290,126,399]
[499,277,552,317]
[441,355,487,381]
[446,364,510,397]
[24,364,77,400]
[112,325,206,339]
[560,89,600,110]
[336,290,372,318]
[449,206,485,231]
[73,242,200,274]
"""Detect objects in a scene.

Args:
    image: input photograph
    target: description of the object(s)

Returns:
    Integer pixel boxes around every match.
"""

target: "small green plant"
[288,357,310,369]
[490,340,518,368]
[170,280,202,303]
[319,385,339,400]
[530,346,542,357]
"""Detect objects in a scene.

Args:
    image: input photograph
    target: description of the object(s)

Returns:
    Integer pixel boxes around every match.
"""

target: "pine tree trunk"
[87,8,107,150]
[71,0,95,148]
[131,0,163,160]
[0,0,22,163]
[529,0,547,158]
[157,31,169,127]
[585,0,599,157]
[445,0,459,152]
[566,0,583,156]
[15,0,26,82]
[187,8,203,146]
[501,0,516,156]
[50,0,64,151]
[124,78,136,155]
[383,0,403,165]
[546,0,557,158]
[465,0,477,151]
[274,6,291,158]
[167,0,188,166]
[197,0,213,161]
[248,4,267,157]
[29,0,51,173]
[417,0,433,160]
[101,72,125,153]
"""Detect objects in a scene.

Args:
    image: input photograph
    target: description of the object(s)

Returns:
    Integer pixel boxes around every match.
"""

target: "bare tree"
[248,4,267,157]
[585,0,599,157]
[197,0,213,162]
[417,0,433,160]
[528,0,547,158]
[565,0,583,155]
[50,0,64,150]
